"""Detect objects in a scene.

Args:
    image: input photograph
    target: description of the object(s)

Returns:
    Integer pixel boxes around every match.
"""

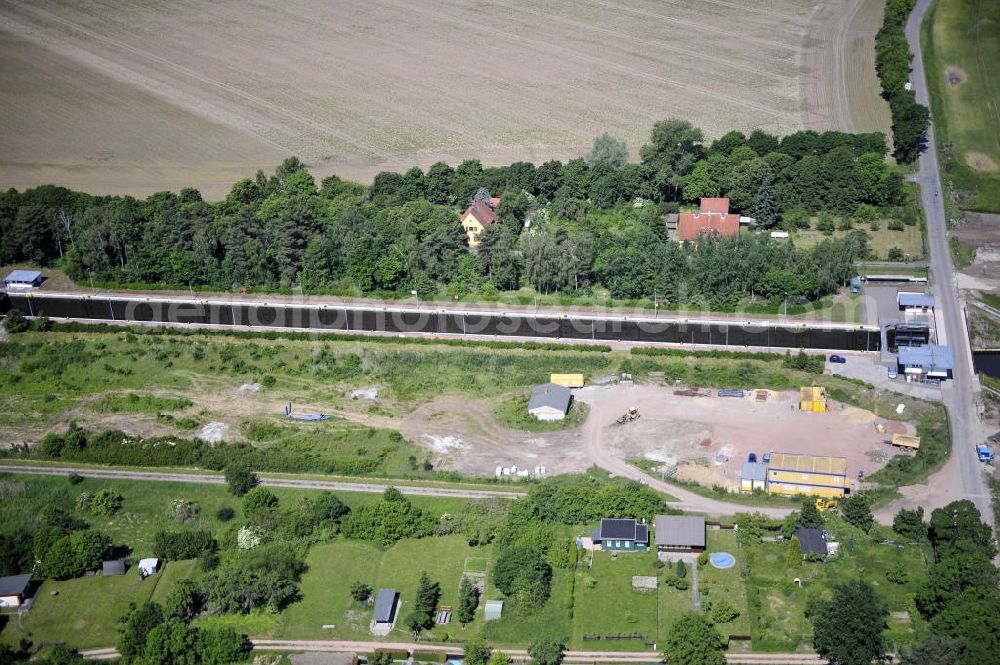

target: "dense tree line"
[117,602,251,665]
[909,500,1000,664]
[340,486,438,546]
[876,0,930,162]
[0,120,902,306]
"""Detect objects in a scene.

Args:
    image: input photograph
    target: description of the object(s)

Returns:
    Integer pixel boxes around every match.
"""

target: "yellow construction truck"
[889,433,921,450]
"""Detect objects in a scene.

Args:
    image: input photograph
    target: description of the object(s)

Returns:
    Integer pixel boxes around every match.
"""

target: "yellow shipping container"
[799,386,828,412]
[550,373,584,388]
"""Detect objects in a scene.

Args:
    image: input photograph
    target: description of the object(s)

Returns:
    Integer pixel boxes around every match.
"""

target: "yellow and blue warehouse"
[765,453,849,498]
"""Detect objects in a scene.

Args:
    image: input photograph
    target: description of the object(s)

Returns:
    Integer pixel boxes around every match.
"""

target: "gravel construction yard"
[0,0,888,198]
[412,384,914,489]
[576,384,910,490]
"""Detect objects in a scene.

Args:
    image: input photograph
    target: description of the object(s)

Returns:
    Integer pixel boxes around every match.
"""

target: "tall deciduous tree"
[640,119,704,200]
[464,638,491,665]
[892,506,927,541]
[898,635,963,665]
[929,500,996,558]
[811,581,888,665]
[840,493,874,532]
[528,639,564,665]
[586,133,629,171]
[661,612,726,665]
[457,576,480,625]
[799,499,823,529]
[118,602,165,663]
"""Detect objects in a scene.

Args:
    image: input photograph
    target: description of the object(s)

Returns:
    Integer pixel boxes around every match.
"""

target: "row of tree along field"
[875,0,930,164]
[0,120,916,308]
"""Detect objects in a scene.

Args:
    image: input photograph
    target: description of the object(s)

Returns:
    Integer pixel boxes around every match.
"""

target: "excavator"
[815,498,838,512]
[616,407,640,425]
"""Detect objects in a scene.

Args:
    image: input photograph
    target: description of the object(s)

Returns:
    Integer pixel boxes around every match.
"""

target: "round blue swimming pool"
[710,552,735,569]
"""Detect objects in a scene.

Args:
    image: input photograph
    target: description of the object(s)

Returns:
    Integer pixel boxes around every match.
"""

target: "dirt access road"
[83,642,829,664]
[0,465,526,500]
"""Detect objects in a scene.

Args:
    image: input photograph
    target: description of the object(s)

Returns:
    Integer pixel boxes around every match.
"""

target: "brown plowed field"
[800,0,893,136]
[0,0,887,199]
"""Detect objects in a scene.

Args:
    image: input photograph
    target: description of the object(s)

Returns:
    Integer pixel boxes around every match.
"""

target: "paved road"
[885,0,994,527]
[0,465,527,500]
[82,642,829,664]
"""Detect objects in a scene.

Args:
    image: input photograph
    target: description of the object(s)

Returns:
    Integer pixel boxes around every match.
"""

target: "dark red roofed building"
[677,198,741,242]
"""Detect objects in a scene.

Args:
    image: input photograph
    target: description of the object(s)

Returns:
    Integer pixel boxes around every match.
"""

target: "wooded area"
[876,0,930,163]
[1,121,910,307]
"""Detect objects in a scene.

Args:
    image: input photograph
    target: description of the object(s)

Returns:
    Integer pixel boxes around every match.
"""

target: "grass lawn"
[281,536,489,641]
[698,530,751,641]
[794,223,924,260]
[950,237,976,269]
[571,551,660,650]
[479,569,572,647]
[746,517,929,652]
[493,395,589,432]
[0,559,195,650]
[860,266,929,276]
[924,0,1000,212]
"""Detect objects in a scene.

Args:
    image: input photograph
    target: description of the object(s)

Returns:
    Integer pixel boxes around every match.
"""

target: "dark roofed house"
[103,560,126,577]
[0,574,32,608]
[3,270,43,289]
[373,588,399,625]
[527,383,572,421]
[654,515,706,553]
[591,518,649,551]
[794,527,828,557]
[897,344,955,380]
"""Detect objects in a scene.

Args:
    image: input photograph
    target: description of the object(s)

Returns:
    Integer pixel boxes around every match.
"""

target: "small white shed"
[484,600,504,621]
[138,558,160,577]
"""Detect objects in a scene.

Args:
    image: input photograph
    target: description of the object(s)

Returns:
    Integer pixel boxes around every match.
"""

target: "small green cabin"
[591,518,649,551]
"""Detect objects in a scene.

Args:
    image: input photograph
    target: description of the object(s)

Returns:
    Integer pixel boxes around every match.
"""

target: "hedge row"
[23,426,384,476]
[630,347,785,362]
[48,322,611,353]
